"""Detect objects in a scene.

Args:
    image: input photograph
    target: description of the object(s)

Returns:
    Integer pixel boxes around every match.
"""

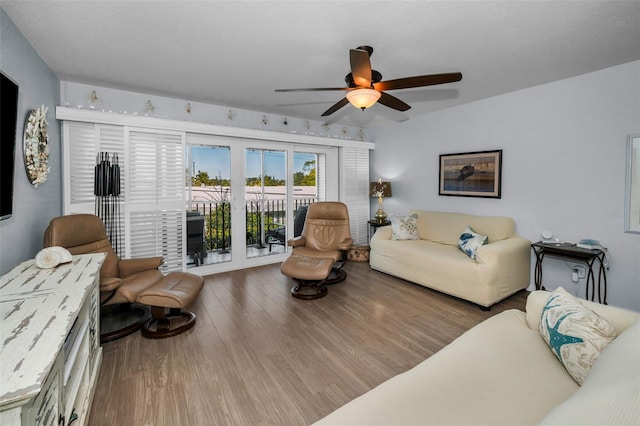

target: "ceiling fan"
[275,45,462,117]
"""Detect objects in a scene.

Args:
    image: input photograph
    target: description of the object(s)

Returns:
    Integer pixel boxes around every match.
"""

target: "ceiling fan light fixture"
[277,46,462,117]
[346,88,381,110]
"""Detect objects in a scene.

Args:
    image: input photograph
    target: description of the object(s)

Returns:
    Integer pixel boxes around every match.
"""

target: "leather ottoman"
[137,271,204,338]
[281,254,335,299]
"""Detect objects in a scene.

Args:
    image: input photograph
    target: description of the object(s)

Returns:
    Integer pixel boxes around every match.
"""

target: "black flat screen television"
[1,70,19,220]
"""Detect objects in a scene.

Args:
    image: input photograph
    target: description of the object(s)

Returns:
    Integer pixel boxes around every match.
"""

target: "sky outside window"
[191,146,315,180]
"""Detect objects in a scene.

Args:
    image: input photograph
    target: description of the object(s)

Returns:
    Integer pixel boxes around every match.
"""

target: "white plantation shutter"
[156,210,183,272]
[317,153,326,201]
[156,134,184,272]
[340,147,370,245]
[128,132,157,205]
[128,210,184,272]
[98,125,126,193]
[64,122,127,254]
[67,122,97,206]
[156,134,184,208]
[127,130,184,272]
[97,125,126,255]
[66,123,127,207]
[64,123,184,271]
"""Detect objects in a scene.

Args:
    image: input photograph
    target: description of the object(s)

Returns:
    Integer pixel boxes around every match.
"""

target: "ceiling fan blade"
[321,97,350,116]
[374,72,462,91]
[377,92,411,112]
[350,48,372,87]
[275,87,349,92]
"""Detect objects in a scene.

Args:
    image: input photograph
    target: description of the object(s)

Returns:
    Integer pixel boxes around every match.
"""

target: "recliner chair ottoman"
[281,254,335,299]
[137,271,204,338]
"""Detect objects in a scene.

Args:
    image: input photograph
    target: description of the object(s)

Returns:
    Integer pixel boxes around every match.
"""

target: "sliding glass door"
[185,135,337,274]
[245,148,287,258]
[187,145,232,267]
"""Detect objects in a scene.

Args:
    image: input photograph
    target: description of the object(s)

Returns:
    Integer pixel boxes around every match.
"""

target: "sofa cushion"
[539,287,616,385]
[540,318,640,425]
[410,210,515,245]
[370,236,529,308]
[389,214,419,240]
[458,225,488,260]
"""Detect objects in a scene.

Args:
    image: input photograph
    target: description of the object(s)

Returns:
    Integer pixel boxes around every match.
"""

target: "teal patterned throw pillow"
[389,214,419,241]
[458,225,488,260]
[539,287,616,385]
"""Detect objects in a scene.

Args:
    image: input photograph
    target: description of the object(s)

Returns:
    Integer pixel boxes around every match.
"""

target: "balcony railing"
[188,198,316,252]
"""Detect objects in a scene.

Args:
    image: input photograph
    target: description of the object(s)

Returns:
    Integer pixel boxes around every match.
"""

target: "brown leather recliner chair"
[44,214,164,342]
[287,201,353,284]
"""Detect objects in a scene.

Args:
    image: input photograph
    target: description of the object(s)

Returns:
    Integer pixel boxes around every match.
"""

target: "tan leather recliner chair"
[44,214,163,342]
[287,201,353,284]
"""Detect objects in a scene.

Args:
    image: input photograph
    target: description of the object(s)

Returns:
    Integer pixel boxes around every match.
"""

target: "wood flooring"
[89,261,527,426]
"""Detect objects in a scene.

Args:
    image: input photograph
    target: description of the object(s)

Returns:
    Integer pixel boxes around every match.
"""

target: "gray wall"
[0,8,61,275]
[370,61,640,311]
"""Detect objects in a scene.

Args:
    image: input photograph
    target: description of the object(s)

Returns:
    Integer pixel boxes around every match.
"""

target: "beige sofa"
[370,210,531,308]
[315,291,639,425]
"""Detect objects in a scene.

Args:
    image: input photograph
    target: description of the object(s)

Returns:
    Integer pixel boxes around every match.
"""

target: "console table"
[531,242,608,304]
[0,253,105,426]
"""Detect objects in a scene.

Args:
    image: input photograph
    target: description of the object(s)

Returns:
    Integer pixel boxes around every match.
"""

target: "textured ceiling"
[2,1,639,127]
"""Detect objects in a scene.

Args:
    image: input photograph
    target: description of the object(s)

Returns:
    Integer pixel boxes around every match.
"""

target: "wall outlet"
[572,265,587,282]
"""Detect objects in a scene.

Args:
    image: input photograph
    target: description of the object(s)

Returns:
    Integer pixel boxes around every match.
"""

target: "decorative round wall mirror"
[23,105,50,188]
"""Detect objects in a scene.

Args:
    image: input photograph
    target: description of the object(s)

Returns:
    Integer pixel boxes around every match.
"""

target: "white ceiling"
[2,1,639,127]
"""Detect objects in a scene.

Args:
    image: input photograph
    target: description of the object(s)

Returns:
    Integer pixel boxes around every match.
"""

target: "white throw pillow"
[457,225,488,260]
[389,214,419,241]
[539,287,616,385]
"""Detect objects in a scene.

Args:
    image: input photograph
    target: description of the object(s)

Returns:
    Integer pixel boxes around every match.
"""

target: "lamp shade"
[346,88,381,110]
[370,180,392,198]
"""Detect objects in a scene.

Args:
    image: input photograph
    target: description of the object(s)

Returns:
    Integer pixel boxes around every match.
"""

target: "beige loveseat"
[315,291,639,425]
[370,210,530,308]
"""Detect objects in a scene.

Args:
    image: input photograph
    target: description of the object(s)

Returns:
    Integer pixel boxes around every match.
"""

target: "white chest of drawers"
[0,254,105,426]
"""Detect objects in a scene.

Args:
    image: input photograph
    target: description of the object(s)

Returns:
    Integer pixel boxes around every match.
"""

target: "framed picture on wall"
[625,134,639,233]
[439,150,502,198]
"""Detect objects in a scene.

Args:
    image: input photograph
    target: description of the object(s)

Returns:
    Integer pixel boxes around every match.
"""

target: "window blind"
[127,130,184,272]
[340,147,370,245]
[65,123,127,255]
[67,122,97,206]
[64,123,184,272]
[317,153,326,201]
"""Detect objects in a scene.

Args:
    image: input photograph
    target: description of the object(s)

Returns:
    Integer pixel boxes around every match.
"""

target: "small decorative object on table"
[35,246,73,269]
[370,178,392,223]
